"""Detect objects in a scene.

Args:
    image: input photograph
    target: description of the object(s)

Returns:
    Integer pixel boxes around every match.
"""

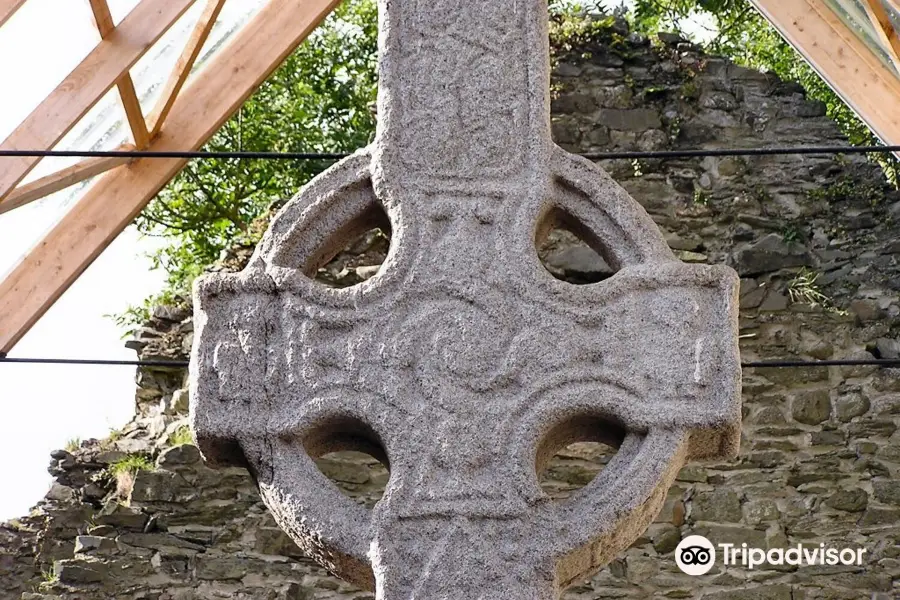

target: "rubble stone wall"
[2,23,899,600]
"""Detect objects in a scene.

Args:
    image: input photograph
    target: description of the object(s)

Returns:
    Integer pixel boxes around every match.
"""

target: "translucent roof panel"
[824,0,900,76]
[0,0,267,276]
[131,0,265,116]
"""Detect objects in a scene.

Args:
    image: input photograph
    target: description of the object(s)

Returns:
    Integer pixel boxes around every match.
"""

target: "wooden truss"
[748,0,900,150]
[0,0,341,354]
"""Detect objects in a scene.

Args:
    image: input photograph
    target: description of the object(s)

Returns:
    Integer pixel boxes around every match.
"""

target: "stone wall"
[2,21,899,600]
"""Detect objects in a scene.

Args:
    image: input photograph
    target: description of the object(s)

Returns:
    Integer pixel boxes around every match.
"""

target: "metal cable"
[3,144,900,161]
[0,356,898,369]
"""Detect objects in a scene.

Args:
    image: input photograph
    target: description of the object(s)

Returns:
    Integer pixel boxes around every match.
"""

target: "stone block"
[872,480,900,505]
[701,584,792,600]
[55,559,106,584]
[824,489,869,512]
[692,489,742,523]
[729,233,813,277]
[598,108,662,131]
[791,390,832,425]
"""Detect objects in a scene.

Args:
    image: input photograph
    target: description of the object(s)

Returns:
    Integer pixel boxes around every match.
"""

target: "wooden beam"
[0,0,194,201]
[749,0,900,151]
[861,0,900,69]
[0,0,26,29]
[0,0,342,355]
[86,0,115,33]
[116,75,151,148]
[87,0,151,148]
[0,147,133,215]
[148,0,228,138]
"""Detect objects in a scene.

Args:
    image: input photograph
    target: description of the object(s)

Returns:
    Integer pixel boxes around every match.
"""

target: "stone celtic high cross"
[190,1,742,598]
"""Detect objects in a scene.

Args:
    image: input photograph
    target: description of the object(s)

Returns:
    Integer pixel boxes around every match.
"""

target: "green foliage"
[808,176,890,207]
[550,7,618,57]
[630,0,899,184]
[64,438,81,453]
[108,454,154,477]
[781,223,801,245]
[787,269,846,314]
[169,425,194,447]
[38,564,59,591]
[106,427,123,444]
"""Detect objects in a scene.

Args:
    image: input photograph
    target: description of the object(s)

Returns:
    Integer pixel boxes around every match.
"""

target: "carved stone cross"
[190,1,742,598]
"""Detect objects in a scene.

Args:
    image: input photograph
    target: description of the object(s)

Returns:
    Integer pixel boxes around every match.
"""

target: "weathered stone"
[157,444,201,467]
[849,299,885,323]
[650,524,681,554]
[692,490,742,523]
[834,392,870,422]
[87,525,116,537]
[189,3,742,598]
[194,554,249,580]
[170,388,190,414]
[860,507,900,526]
[730,233,813,276]
[74,535,118,554]
[791,390,832,425]
[55,559,106,584]
[45,484,76,503]
[93,450,127,465]
[547,243,614,275]
[598,108,662,131]
[824,488,869,512]
[702,584,792,600]
[872,480,900,505]
[742,499,780,525]
[94,501,148,531]
[130,470,194,503]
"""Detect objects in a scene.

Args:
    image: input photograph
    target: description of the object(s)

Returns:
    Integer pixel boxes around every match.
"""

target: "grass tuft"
[108,454,154,477]
[168,425,195,447]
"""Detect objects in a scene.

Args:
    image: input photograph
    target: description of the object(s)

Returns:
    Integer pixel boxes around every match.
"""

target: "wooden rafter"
[147,0,228,138]
[749,0,900,150]
[87,0,150,148]
[0,0,26,29]
[861,0,900,69]
[0,0,342,355]
[0,0,195,202]
[0,147,133,215]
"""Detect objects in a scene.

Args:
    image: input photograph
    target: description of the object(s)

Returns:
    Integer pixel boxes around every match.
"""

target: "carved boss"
[190,1,742,598]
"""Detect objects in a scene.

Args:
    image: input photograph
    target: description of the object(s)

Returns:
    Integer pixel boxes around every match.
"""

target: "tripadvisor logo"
[675,535,867,575]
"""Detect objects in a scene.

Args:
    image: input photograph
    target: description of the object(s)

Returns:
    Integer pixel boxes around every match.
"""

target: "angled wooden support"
[0,0,195,202]
[148,0,228,138]
[749,0,900,151]
[0,0,26,29]
[861,0,900,69]
[0,0,342,355]
[87,0,150,148]
[0,147,133,215]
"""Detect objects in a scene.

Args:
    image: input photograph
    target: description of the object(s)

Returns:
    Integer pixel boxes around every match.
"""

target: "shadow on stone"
[536,206,617,284]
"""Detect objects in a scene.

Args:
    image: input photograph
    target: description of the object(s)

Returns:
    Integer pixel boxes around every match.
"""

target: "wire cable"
[3,144,900,161]
[1,356,898,369]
